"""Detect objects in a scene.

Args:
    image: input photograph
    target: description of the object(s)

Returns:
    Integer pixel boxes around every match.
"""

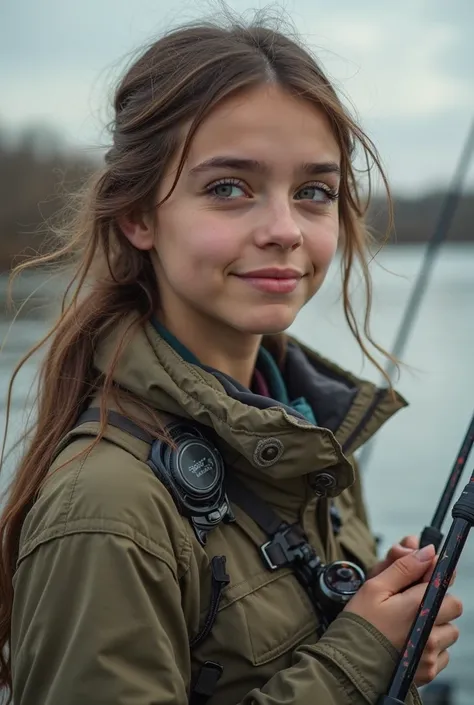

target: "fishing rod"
[372,119,474,702]
[419,410,474,551]
[378,410,474,703]
[378,463,474,705]
[358,117,474,470]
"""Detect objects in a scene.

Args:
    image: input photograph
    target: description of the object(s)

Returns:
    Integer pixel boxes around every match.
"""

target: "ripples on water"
[1,245,473,704]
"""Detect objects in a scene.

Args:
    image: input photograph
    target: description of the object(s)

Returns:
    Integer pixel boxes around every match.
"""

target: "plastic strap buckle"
[189,661,224,705]
[260,524,318,576]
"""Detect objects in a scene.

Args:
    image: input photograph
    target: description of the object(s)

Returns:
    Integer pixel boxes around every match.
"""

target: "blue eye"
[295,183,338,203]
[204,178,338,203]
[207,179,247,200]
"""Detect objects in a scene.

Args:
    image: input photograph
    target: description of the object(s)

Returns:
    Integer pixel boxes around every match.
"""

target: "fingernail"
[415,545,435,562]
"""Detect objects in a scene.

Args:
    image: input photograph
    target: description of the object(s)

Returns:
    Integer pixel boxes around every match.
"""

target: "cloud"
[299,15,473,121]
[1,0,473,192]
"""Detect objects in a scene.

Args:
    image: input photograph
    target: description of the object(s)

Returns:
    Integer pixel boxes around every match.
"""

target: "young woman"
[0,16,463,705]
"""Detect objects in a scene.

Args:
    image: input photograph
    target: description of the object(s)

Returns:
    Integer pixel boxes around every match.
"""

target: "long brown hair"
[0,12,394,695]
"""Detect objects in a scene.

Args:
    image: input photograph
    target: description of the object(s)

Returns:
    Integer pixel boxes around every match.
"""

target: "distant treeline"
[0,126,472,272]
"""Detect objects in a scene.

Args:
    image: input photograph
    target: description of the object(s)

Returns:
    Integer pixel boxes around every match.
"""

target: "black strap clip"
[189,661,224,705]
[260,523,322,589]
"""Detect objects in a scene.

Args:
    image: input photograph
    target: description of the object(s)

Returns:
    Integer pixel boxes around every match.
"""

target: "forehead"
[185,84,341,168]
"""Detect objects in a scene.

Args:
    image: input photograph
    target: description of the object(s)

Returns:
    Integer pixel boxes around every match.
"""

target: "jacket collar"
[93,318,407,497]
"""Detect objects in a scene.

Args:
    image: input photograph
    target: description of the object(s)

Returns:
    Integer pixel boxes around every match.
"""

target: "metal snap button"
[253,438,284,467]
[311,472,337,497]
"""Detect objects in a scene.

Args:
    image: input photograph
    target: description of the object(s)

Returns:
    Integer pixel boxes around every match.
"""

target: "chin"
[233,306,299,335]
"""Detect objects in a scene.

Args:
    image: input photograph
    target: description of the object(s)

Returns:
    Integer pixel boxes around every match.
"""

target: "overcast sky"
[2,0,473,194]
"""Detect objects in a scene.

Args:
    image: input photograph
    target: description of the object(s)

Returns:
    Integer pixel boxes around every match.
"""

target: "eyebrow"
[187,156,341,178]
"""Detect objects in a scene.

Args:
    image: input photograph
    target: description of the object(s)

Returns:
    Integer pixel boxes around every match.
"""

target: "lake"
[1,244,473,704]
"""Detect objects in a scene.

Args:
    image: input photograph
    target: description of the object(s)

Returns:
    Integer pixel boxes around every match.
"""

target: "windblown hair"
[0,11,394,695]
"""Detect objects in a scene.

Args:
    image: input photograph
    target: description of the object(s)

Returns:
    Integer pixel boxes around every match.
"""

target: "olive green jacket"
[11,320,422,705]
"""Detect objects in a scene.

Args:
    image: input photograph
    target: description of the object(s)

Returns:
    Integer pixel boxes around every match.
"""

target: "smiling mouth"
[233,271,304,294]
[237,267,304,279]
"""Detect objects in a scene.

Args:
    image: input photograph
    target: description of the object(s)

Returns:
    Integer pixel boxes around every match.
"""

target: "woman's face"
[152,84,341,338]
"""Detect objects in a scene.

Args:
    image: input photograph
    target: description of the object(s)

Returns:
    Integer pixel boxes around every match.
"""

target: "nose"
[254,200,302,251]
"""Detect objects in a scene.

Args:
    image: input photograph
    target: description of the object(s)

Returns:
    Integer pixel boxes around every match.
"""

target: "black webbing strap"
[74,407,155,444]
[224,473,309,571]
[224,472,282,536]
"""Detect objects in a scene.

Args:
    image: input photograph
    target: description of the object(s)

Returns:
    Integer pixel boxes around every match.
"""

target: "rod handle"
[419,525,444,551]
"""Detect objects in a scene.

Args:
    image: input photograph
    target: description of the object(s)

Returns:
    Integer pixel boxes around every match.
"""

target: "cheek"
[189,227,239,267]
[178,214,243,271]
[307,220,339,270]
[157,209,241,279]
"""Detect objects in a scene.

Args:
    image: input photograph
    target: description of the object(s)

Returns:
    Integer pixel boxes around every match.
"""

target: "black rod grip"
[419,525,444,551]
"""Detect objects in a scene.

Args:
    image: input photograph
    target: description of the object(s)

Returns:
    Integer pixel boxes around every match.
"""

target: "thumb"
[369,544,414,578]
[372,544,436,597]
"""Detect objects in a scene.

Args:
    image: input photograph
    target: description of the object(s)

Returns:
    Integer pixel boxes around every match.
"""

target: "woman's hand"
[345,545,463,687]
[369,534,455,586]
[368,535,419,579]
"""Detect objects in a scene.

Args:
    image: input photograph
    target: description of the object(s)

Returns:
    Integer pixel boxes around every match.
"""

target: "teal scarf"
[152,318,317,425]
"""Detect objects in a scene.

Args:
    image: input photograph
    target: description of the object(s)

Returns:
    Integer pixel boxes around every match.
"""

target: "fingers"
[400,535,419,550]
[420,564,458,589]
[386,535,419,562]
[434,594,463,625]
[425,566,457,586]
[437,649,450,673]
[369,544,413,578]
[369,535,426,580]
[415,624,457,687]
[395,581,463,627]
[415,649,450,687]
[427,623,460,651]
[371,544,436,597]
[385,544,414,564]
[394,537,456,587]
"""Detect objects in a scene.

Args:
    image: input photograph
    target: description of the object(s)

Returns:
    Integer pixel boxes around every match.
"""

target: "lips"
[236,268,304,279]
[234,268,304,294]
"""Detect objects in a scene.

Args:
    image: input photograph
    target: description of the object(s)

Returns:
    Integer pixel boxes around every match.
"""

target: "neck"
[157,308,262,388]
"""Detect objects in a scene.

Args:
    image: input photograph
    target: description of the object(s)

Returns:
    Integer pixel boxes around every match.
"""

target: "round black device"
[172,437,221,494]
[147,422,234,544]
